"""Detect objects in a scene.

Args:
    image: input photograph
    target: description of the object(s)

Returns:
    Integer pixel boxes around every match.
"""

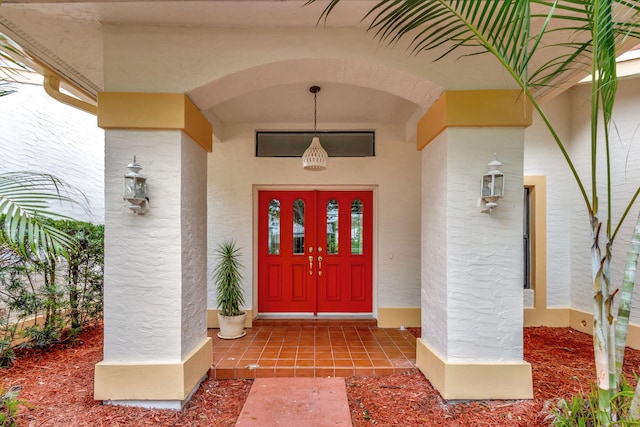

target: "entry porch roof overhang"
[0,0,636,142]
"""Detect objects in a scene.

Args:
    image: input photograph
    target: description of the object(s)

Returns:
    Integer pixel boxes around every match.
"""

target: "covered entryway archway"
[258,190,373,315]
[0,0,536,405]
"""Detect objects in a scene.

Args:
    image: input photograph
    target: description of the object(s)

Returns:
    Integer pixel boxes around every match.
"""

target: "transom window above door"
[255,131,375,157]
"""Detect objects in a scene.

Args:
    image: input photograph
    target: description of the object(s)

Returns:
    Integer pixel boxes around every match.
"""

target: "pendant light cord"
[310,85,320,137]
[313,91,317,136]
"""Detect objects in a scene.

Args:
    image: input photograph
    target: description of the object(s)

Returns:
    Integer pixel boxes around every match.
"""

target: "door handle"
[318,256,323,276]
[308,256,313,275]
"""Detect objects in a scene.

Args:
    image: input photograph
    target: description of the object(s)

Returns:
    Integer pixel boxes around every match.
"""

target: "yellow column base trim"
[377,307,421,328]
[416,338,533,400]
[94,337,212,402]
[207,309,253,328]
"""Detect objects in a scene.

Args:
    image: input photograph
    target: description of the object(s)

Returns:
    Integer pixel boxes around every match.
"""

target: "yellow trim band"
[416,338,533,400]
[417,90,532,150]
[94,337,212,402]
[525,176,547,308]
[377,307,421,328]
[97,92,212,152]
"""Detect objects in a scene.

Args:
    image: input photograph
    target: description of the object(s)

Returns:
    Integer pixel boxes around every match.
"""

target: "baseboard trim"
[524,307,570,327]
[377,307,421,328]
[525,307,640,351]
[416,338,533,400]
[94,337,212,407]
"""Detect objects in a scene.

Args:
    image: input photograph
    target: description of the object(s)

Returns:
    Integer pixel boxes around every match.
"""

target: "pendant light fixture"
[302,85,328,171]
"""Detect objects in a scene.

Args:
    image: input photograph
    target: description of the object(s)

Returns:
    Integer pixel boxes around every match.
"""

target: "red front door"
[258,190,373,314]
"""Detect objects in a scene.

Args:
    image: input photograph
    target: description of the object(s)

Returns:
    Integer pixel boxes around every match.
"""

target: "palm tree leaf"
[0,172,87,258]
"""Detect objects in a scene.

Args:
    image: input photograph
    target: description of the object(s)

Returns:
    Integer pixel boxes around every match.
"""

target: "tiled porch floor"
[208,319,417,379]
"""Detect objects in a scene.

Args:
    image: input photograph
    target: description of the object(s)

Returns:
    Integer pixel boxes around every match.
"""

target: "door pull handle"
[308,256,313,275]
[318,256,323,276]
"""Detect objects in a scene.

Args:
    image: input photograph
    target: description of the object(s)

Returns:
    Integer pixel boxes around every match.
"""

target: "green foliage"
[0,33,28,99]
[213,240,246,317]
[0,383,24,427]
[551,380,640,426]
[0,219,103,366]
[0,327,15,368]
[0,172,88,260]
[52,220,104,330]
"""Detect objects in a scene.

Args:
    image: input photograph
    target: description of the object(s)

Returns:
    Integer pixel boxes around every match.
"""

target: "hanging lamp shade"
[302,136,328,170]
[302,85,328,171]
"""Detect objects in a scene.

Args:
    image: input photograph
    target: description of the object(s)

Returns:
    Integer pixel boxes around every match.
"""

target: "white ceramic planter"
[217,312,247,339]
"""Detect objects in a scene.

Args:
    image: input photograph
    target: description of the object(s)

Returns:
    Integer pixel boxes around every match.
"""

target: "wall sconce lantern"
[123,156,149,215]
[480,154,504,214]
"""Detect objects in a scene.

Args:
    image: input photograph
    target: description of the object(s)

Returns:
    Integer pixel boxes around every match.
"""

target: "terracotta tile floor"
[208,319,417,379]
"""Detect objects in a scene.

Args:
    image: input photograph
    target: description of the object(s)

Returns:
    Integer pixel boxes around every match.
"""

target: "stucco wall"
[180,132,208,358]
[104,129,184,362]
[524,74,640,322]
[0,81,104,223]
[207,122,422,315]
[102,25,505,96]
[524,94,574,308]
[421,133,448,355]
[422,127,526,362]
[567,77,640,322]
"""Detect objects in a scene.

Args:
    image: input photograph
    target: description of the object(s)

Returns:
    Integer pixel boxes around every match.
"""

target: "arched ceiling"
[188,58,442,137]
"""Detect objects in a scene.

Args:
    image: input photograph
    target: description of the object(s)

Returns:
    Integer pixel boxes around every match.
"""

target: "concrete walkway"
[235,377,353,427]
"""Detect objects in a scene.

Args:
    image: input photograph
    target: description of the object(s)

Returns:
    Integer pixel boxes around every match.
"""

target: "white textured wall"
[104,129,207,362]
[567,78,640,321]
[524,94,574,308]
[524,75,640,322]
[421,133,448,356]
[207,122,422,314]
[422,127,525,362]
[0,82,104,223]
[180,133,208,358]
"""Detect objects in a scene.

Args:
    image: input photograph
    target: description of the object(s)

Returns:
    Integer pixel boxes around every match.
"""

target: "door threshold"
[258,313,374,320]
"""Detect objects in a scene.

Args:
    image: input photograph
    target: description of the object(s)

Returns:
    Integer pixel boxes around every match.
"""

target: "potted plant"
[213,239,247,339]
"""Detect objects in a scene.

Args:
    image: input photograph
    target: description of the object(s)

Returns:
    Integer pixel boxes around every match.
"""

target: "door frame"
[252,185,378,318]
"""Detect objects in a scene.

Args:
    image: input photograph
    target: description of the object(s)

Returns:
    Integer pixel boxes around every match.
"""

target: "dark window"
[256,131,375,157]
[523,187,531,289]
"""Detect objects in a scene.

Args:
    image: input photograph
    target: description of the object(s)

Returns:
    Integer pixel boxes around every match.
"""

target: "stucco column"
[94,93,213,409]
[416,90,533,400]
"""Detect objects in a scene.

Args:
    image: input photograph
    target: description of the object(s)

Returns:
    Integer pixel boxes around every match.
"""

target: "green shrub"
[0,218,103,365]
[0,383,24,427]
[551,380,640,426]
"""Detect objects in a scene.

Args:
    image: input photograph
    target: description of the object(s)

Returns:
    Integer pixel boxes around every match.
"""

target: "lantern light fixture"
[123,155,149,215]
[480,153,504,214]
[302,85,328,171]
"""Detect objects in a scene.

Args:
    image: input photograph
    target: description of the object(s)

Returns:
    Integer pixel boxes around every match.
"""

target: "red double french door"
[258,190,373,314]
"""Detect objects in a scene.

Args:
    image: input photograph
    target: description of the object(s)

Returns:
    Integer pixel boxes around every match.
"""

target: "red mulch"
[3,325,640,426]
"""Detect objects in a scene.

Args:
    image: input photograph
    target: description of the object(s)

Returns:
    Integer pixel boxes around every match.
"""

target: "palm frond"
[0,172,88,259]
[0,32,29,91]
